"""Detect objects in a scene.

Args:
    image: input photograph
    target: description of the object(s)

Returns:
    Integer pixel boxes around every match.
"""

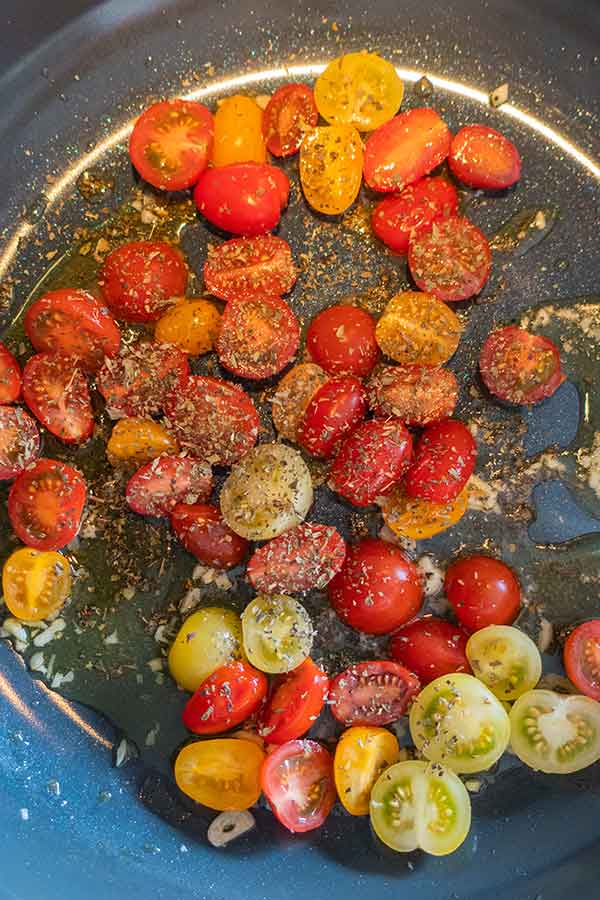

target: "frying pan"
[1,1,600,898]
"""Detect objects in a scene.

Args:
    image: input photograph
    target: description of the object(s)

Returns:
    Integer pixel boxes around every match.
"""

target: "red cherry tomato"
[263,84,319,157]
[564,621,600,701]
[99,240,188,323]
[193,163,289,236]
[24,289,120,372]
[0,342,22,403]
[97,341,189,419]
[22,353,93,445]
[408,216,491,302]
[182,661,268,734]
[445,555,521,631]
[405,419,476,504]
[216,295,300,380]
[296,376,367,459]
[126,455,212,517]
[329,660,420,727]
[129,98,214,191]
[306,305,379,378]
[261,739,336,833]
[258,659,329,744]
[328,538,423,635]
[329,418,413,507]
[371,176,459,255]
[368,364,459,427]
[203,235,297,302]
[479,325,565,405]
[170,502,248,569]
[363,108,452,193]
[389,616,471,684]
[0,407,40,480]
[449,125,521,190]
[247,523,346,594]
[8,458,86,550]
[164,376,259,466]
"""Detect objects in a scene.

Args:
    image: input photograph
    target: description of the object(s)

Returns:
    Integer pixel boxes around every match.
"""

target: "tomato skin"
[216,295,300,380]
[296,376,367,459]
[328,538,423,635]
[445,555,521,631]
[329,660,420,726]
[99,240,188,323]
[389,616,471,684]
[271,363,329,442]
[0,407,40,480]
[261,739,336,833]
[203,235,297,303]
[212,95,266,167]
[263,84,318,157]
[125,455,212,517]
[22,353,94,445]
[258,658,329,744]
[368,364,459,427]
[334,725,400,816]
[0,342,22,403]
[329,418,413,507]
[479,325,565,405]
[564,621,600,701]
[182,660,268,734]
[371,176,459,255]
[405,419,476,504]
[193,163,289,236]
[8,458,86,551]
[97,341,190,419]
[247,523,346,594]
[449,125,521,190]
[408,216,491,303]
[170,502,248,569]
[306,305,379,378]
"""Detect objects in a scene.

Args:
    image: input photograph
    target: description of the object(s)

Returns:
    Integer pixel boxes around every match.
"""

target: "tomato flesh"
[126,455,212,517]
[479,325,565,405]
[296,376,367,459]
[0,406,40,480]
[203,235,297,302]
[99,240,188,323]
[263,84,319,157]
[564,620,600,701]
[247,523,346,594]
[389,616,471,684]
[449,125,521,190]
[170,502,248,569]
[217,295,300,380]
[8,458,86,551]
[445,554,521,631]
[329,660,420,726]
[258,659,329,744]
[405,418,476,504]
[193,162,289,236]
[97,341,189,419]
[0,341,22,403]
[371,176,458,255]
[22,353,94,445]
[182,660,268,735]
[408,216,491,302]
[261,739,336,833]
[306,305,379,378]
[368,364,458,427]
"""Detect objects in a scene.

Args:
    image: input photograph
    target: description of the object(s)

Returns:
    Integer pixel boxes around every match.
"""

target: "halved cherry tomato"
[2,546,72,622]
[203,235,297,302]
[479,325,565,405]
[271,363,329,442]
[154,299,221,355]
[334,726,400,816]
[125,455,212,517]
[363,108,452,193]
[381,483,468,540]
[22,353,93,444]
[24,289,121,372]
[405,419,476,504]
[175,738,264,811]
[564,621,600,701]
[261,739,336,833]
[247,523,346,594]
[329,660,420,726]
[193,163,289,236]
[182,660,268,735]
[296,376,367,459]
[97,341,189,419]
[371,176,459,255]
[300,126,363,215]
[8,458,86,551]
[389,616,471,684]
[315,51,404,131]
[163,376,259,466]
[375,291,463,366]
[212,95,266,167]
[99,240,188,323]
[258,658,329,744]
[306,305,379,378]
[368,364,458,426]
[329,418,413,507]
[263,84,318,157]
[170,502,248,569]
[129,98,214,191]
[449,125,521,190]
[169,607,244,692]
[328,538,423,635]
[408,217,491,302]
[216,295,300,380]
[0,341,22,403]
[106,417,178,466]
[0,407,40,480]
[241,594,314,674]
[444,554,521,631]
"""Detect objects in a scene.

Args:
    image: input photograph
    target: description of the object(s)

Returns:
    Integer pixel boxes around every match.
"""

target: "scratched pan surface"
[1,1,600,898]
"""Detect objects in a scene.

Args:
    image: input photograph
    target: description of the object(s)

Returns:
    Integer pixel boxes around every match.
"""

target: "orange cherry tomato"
[368,364,459,427]
[271,363,329,442]
[154,299,221,355]
[2,547,71,622]
[375,291,463,366]
[300,126,363,215]
[212,95,266,167]
[174,738,265,811]
[334,726,400,815]
[381,483,469,540]
[106,417,178,466]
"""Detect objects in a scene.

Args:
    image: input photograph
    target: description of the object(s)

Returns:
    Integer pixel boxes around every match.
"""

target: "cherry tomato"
[300,125,363,215]
[296,376,367,459]
[306,305,379,378]
[169,607,243,692]
[97,341,189,419]
[170,503,248,569]
[24,289,121,372]
[8,458,86,551]
[363,108,452,192]
[334,726,400,816]
[381,483,468,540]
[0,407,40,480]
[261,739,336,833]
[203,235,297,303]
[163,375,259,466]
[449,125,521,190]
[315,51,404,131]
[405,419,476,504]
[329,660,420,726]
[371,176,459,255]
[175,738,264,811]
[0,342,22,403]
[564,621,600,701]
[271,363,329,442]
[263,84,318,157]
[212,95,266,167]
[106,417,178,466]
[329,418,413,507]
[247,523,346,594]
[154,299,221,355]
[408,217,491,302]
[125,455,212,517]
[241,594,314,674]
[445,555,521,631]
[368,364,458,426]
[328,538,423,635]
[182,660,268,735]
[22,353,93,445]
[389,616,471,684]
[2,547,72,622]
[479,325,565,405]
[99,240,188,323]
[129,99,213,191]
[193,162,289,236]
[216,295,300,380]
[258,658,329,744]
[375,291,463,366]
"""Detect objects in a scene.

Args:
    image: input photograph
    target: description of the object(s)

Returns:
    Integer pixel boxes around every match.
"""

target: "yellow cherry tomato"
[375,291,463,366]
[106,417,178,466]
[154,298,221,355]
[381,483,469,540]
[315,51,404,131]
[300,126,363,215]
[175,738,265,811]
[334,726,400,816]
[212,95,266,166]
[2,547,71,622]
[168,607,244,692]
